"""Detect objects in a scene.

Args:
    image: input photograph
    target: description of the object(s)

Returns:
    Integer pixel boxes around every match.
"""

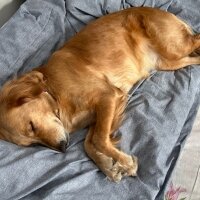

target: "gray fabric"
[0,0,200,199]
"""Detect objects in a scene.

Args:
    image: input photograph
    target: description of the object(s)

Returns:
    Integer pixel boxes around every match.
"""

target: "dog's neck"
[45,87,94,133]
[35,66,95,134]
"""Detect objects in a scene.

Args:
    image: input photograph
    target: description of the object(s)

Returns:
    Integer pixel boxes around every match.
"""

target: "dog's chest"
[67,110,95,133]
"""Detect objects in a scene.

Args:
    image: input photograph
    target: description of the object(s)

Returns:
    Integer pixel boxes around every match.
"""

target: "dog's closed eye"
[26,121,36,137]
[54,109,60,118]
[29,121,36,133]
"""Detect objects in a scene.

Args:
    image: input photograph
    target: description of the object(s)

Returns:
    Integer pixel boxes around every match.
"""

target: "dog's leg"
[156,33,200,70]
[144,14,200,60]
[84,90,138,182]
[157,56,200,71]
[157,33,200,61]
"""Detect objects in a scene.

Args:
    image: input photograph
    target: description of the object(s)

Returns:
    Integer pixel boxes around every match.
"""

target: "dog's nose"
[59,140,68,153]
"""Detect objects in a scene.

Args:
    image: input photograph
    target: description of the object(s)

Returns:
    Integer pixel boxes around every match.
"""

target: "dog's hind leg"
[84,88,138,182]
[144,13,200,60]
[157,56,200,71]
[155,32,200,70]
[155,33,200,61]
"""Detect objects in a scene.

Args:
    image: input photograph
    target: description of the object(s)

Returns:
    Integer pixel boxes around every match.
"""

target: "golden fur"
[0,7,200,182]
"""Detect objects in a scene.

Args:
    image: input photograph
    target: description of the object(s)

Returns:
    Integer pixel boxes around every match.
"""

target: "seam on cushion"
[66,13,77,34]
[3,12,40,72]
[10,8,53,73]
[21,8,56,64]
[21,10,65,71]
[0,8,39,71]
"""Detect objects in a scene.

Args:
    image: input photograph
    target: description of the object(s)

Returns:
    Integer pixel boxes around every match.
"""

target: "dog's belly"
[105,58,155,92]
[89,48,158,93]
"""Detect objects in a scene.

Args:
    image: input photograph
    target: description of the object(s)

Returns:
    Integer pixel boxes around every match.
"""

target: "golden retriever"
[0,7,200,182]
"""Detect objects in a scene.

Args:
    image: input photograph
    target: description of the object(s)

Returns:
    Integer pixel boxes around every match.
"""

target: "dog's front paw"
[106,155,138,182]
[97,152,138,182]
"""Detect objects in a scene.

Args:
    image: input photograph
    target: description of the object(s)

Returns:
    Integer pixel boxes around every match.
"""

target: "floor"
[170,109,200,200]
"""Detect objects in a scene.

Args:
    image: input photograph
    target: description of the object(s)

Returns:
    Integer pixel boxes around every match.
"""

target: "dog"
[0,7,200,182]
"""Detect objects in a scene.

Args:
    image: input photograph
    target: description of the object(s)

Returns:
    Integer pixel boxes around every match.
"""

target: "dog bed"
[0,0,200,199]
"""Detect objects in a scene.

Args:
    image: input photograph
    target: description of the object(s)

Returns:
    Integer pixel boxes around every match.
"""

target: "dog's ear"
[1,71,46,107]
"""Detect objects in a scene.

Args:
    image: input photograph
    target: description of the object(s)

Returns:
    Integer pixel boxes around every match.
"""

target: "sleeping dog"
[0,7,200,182]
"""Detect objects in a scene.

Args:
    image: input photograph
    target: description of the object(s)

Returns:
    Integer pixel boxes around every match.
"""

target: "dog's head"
[0,71,69,152]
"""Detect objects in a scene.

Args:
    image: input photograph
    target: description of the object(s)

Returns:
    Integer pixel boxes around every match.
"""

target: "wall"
[0,0,25,27]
